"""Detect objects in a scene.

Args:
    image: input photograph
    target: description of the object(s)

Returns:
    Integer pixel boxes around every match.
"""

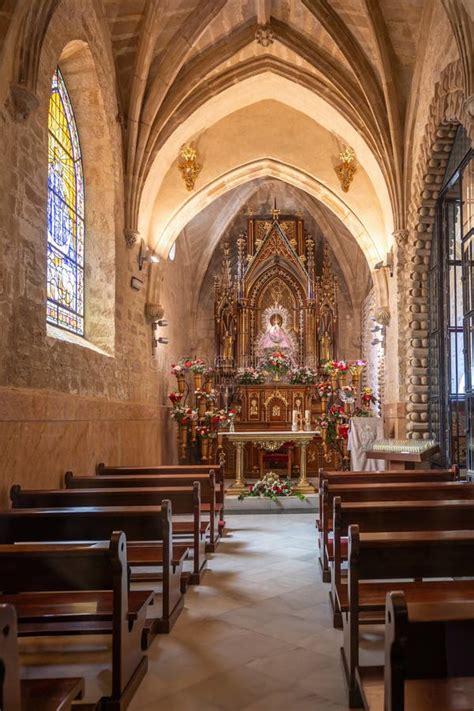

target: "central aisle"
[130,514,350,711]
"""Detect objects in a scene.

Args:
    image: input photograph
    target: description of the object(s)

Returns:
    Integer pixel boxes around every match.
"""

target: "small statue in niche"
[257,304,297,363]
[223,330,234,360]
[318,308,333,361]
[220,307,235,361]
[261,313,293,351]
[249,397,259,417]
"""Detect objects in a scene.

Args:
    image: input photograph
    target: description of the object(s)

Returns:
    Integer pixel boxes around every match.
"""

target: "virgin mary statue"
[257,306,297,362]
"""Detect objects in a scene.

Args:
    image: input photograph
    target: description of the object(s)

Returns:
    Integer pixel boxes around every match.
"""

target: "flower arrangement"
[170,406,196,424]
[288,366,318,385]
[168,391,183,405]
[235,367,265,385]
[190,358,207,374]
[317,414,330,430]
[329,403,346,421]
[361,386,377,406]
[323,359,347,375]
[317,382,333,398]
[339,385,356,403]
[210,409,235,430]
[261,351,292,376]
[337,422,350,439]
[238,472,305,501]
[171,356,193,374]
[349,359,366,375]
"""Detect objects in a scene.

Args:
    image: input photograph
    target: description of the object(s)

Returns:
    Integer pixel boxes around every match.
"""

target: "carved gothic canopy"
[214,210,339,369]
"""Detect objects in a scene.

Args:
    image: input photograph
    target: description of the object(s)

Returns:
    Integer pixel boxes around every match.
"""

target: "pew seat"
[1,590,153,631]
[173,520,210,537]
[126,542,189,569]
[357,593,474,711]
[0,603,84,711]
[343,527,474,707]
[0,504,185,637]
[21,677,85,710]
[357,667,474,711]
[0,534,150,709]
[336,578,474,615]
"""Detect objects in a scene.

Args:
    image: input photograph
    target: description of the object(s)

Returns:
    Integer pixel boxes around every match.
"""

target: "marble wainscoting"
[0,386,169,504]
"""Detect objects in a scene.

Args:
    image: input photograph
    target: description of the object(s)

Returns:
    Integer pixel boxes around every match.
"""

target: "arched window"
[46,68,85,335]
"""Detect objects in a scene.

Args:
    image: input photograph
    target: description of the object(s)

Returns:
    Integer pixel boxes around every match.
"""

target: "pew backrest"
[96,463,224,483]
[0,531,127,594]
[332,498,474,587]
[11,484,199,516]
[0,505,172,561]
[384,591,474,711]
[65,471,220,502]
[0,604,21,709]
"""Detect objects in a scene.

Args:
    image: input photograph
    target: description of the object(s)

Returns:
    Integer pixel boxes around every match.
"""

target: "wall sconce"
[138,239,160,270]
[335,146,357,192]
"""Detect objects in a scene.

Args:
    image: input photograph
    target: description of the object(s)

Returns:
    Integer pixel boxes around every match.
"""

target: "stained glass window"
[47,68,84,335]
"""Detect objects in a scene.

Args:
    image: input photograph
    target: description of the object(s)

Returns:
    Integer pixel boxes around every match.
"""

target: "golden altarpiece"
[214,210,340,477]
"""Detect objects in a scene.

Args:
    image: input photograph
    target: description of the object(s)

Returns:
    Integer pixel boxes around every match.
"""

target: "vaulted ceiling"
[101,0,433,245]
[1,0,469,270]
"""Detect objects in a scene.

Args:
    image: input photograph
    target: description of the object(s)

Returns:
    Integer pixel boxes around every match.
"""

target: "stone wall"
[0,0,170,502]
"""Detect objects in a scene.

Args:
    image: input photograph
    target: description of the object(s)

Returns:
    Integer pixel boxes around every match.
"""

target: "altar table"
[222,431,317,495]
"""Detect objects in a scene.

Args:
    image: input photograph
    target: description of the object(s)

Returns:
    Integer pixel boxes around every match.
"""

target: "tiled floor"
[129,513,351,711]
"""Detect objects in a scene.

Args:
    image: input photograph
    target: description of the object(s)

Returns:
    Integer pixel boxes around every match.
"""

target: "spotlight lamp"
[151,311,169,353]
[138,239,160,270]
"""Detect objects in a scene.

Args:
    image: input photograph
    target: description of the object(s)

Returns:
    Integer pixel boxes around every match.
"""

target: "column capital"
[393,229,409,248]
[124,228,139,248]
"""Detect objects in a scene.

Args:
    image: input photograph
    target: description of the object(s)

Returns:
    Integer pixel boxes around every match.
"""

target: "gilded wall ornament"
[178,144,201,191]
[335,146,357,192]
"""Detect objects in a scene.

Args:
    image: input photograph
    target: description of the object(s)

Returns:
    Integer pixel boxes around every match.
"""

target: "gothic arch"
[146,158,384,269]
[403,60,473,439]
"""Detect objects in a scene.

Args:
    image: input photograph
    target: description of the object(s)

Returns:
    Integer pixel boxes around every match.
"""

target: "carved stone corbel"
[145,302,165,323]
[7,84,39,121]
[393,229,409,248]
[124,228,139,248]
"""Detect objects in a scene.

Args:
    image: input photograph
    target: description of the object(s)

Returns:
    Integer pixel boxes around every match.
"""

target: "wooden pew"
[316,465,459,583]
[317,466,459,536]
[317,466,459,489]
[319,478,472,582]
[0,532,151,710]
[97,462,224,483]
[343,526,474,707]
[61,482,209,585]
[65,471,222,552]
[0,503,183,638]
[359,592,474,711]
[95,462,226,534]
[331,498,474,628]
[0,603,84,710]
